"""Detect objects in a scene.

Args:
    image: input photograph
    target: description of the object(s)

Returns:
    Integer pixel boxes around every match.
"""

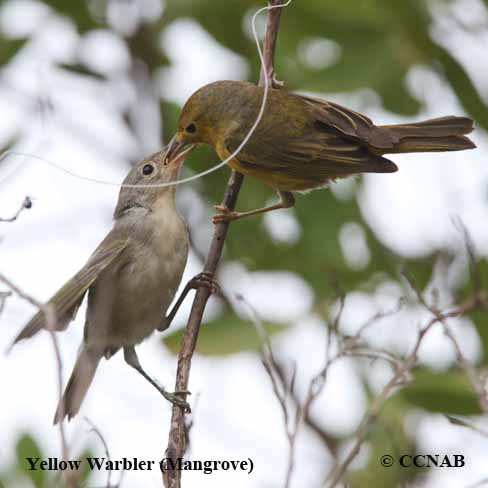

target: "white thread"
[0,1,292,190]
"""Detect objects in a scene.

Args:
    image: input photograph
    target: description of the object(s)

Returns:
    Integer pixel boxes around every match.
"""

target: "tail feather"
[13,320,44,344]
[380,116,476,153]
[53,348,100,424]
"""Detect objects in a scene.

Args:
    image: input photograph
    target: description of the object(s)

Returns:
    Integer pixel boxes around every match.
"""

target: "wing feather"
[301,95,399,150]
[12,236,128,344]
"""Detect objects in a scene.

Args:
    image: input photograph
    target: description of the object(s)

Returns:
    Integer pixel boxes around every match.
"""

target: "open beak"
[163,143,195,181]
[167,143,194,166]
[165,134,194,165]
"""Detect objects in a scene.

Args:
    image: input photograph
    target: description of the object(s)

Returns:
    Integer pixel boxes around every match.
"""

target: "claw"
[162,389,191,413]
[270,73,284,89]
[189,272,220,295]
[213,204,239,224]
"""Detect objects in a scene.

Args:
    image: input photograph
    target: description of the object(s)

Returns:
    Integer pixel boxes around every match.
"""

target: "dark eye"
[142,164,154,175]
[185,123,196,134]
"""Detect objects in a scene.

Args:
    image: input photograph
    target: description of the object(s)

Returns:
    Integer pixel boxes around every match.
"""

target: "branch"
[0,196,32,223]
[236,293,300,488]
[85,417,122,488]
[162,2,286,487]
[325,292,485,488]
[0,273,77,488]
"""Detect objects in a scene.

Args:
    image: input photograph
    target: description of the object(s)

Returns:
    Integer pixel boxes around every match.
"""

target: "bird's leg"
[157,272,220,332]
[213,190,295,224]
[123,346,191,413]
[270,69,284,89]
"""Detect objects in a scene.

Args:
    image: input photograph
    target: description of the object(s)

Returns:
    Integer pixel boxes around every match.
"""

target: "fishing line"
[0,0,292,190]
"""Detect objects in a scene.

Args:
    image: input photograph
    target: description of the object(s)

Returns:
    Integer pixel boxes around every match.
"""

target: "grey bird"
[12,148,208,423]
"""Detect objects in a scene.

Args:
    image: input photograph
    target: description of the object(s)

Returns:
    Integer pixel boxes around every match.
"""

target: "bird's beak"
[163,141,194,182]
[166,143,194,166]
[165,134,194,165]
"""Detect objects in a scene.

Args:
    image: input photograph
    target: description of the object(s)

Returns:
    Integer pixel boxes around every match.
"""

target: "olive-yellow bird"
[166,80,475,221]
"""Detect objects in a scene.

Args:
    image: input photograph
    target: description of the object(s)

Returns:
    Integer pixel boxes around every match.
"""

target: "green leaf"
[453,257,488,363]
[0,37,27,66]
[348,396,422,487]
[162,313,287,356]
[400,368,482,415]
[57,63,106,80]
[16,434,45,487]
[78,449,94,484]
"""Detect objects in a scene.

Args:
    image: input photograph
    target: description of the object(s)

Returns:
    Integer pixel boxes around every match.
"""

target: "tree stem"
[162,2,285,487]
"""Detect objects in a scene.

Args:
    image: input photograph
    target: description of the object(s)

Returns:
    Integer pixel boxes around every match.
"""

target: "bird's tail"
[53,347,101,424]
[381,116,476,153]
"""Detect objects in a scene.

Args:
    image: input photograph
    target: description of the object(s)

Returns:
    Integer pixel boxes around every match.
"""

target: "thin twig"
[85,417,120,488]
[237,293,300,488]
[0,290,11,315]
[0,273,76,488]
[0,196,32,223]
[162,2,286,487]
[325,293,485,488]
[402,268,488,411]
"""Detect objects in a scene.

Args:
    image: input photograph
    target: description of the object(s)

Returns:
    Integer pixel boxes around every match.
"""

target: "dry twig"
[85,417,123,488]
[162,2,287,487]
[0,273,77,488]
[325,288,486,488]
[0,196,32,223]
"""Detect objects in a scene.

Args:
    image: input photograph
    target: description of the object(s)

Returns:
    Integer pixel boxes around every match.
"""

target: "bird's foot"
[213,204,239,224]
[161,389,192,413]
[189,272,220,295]
[270,72,284,89]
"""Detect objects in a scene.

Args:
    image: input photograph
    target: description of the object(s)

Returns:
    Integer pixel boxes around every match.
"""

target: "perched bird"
[12,148,208,423]
[166,80,476,221]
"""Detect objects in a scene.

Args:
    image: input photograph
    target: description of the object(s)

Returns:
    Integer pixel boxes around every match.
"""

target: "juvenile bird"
[12,148,208,422]
[166,80,476,221]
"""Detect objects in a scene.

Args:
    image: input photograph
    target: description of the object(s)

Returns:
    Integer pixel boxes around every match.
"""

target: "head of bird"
[165,80,253,163]
[114,147,190,219]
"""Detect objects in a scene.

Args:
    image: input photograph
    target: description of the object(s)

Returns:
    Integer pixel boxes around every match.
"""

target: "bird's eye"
[185,123,196,134]
[142,164,154,175]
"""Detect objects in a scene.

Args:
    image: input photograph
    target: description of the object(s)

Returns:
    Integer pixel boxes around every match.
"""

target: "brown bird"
[12,148,212,423]
[166,80,476,222]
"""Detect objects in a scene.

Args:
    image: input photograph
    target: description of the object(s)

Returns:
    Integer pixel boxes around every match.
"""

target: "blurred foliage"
[0,36,27,65]
[0,433,93,487]
[1,0,487,486]
[163,312,287,355]
[348,397,422,488]
[456,257,488,363]
[400,367,483,415]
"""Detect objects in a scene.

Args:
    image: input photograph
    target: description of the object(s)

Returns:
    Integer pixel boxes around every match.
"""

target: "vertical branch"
[162,2,286,487]
[259,2,284,87]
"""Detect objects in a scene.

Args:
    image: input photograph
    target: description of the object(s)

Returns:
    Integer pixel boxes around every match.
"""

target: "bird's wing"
[12,236,129,344]
[300,95,398,150]
[223,124,397,182]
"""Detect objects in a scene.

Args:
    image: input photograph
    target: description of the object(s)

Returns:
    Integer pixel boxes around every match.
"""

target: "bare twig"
[446,415,488,439]
[0,273,76,488]
[325,292,485,488]
[85,417,122,488]
[237,293,300,488]
[242,287,405,487]
[402,268,488,411]
[162,2,287,487]
[0,290,11,315]
[0,196,32,223]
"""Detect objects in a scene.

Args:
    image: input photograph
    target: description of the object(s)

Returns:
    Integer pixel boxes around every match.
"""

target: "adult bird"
[166,80,476,222]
